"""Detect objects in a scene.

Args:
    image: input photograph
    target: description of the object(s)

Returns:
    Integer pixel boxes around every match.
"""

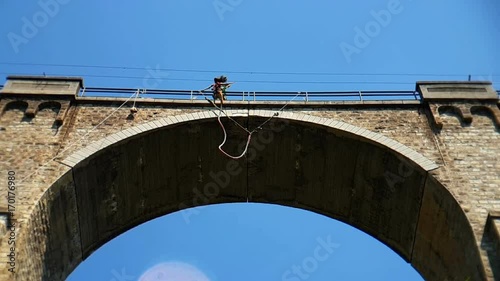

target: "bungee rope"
[215,106,253,159]
[198,89,303,159]
[199,91,251,159]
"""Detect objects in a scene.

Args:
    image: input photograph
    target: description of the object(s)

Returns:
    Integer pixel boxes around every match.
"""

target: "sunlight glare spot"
[139,261,211,281]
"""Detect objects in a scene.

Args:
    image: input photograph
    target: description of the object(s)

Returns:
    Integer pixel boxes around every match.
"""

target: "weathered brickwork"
[0,77,498,280]
[431,110,500,278]
[305,106,500,278]
[303,106,444,166]
[57,104,200,160]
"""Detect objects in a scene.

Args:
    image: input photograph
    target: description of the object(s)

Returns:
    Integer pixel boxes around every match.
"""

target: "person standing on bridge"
[202,75,233,105]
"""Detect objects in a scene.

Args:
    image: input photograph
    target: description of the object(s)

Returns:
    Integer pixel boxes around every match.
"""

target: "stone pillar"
[418,81,500,280]
[0,76,83,281]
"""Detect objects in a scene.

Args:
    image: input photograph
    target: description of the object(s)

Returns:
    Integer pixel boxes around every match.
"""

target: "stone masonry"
[0,76,498,280]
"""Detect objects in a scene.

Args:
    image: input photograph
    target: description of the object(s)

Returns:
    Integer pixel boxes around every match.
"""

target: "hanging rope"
[198,90,250,133]
[215,106,252,159]
[198,89,303,159]
[249,91,303,134]
[130,88,141,113]
[198,90,251,159]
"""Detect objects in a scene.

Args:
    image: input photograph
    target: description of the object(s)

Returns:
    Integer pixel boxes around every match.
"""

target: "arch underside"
[32,116,486,281]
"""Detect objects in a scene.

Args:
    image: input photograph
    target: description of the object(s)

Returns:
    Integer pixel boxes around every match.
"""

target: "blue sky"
[0,0,499,280]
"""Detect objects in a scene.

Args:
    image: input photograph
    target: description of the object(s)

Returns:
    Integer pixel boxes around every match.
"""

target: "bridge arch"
[21,110,486,280]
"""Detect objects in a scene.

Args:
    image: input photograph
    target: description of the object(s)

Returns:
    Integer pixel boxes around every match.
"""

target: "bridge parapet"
[0,76,82,125]
[418,81,500,129]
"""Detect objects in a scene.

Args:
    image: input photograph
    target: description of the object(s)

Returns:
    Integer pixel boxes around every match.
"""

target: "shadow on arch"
[21,111,487,281]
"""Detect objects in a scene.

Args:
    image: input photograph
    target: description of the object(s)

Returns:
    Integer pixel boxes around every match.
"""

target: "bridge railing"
[78,87,422,102]
[1,85,499,102]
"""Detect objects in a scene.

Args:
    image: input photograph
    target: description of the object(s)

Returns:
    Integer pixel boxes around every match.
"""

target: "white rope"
[132,89,141,108]
[199,89,303,159]
[250,91,303,133]
[18,92,138,184]
[216,108,252,159]
[198,90,251,159]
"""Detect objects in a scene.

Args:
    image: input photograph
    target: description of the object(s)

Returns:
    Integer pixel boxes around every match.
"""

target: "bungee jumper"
[201,75,233,105]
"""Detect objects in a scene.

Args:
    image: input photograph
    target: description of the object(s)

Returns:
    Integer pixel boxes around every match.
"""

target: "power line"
[2,72,497,86]
[0,72,419,85]
[1,62,497,77]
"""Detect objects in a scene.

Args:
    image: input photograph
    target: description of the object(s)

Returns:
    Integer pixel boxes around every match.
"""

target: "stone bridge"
[0,75,499,280]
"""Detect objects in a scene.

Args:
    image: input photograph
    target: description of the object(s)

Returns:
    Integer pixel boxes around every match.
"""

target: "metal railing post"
[359,91,363,101]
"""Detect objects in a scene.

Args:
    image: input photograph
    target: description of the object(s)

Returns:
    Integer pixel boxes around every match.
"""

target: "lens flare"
[139,261,211,281]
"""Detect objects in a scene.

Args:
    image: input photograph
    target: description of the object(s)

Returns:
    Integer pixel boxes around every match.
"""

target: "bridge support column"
[418,81,500,280]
